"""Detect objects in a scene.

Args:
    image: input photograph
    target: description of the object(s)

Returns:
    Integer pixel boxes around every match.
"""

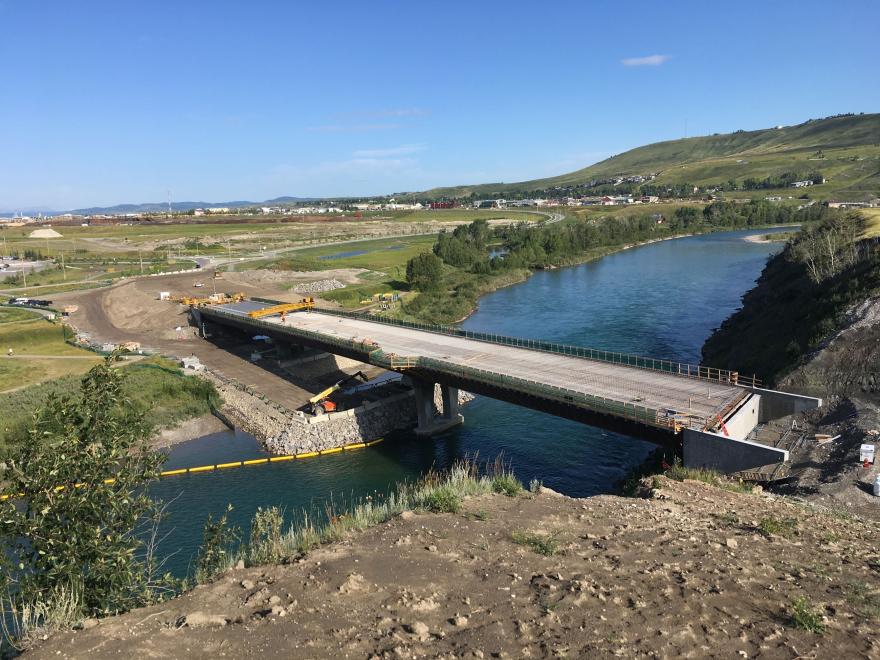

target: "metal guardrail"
[204,307,693,432]
[245,302,759,389]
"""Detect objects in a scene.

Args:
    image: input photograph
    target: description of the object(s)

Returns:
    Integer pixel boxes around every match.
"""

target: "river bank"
[424,224,799,325]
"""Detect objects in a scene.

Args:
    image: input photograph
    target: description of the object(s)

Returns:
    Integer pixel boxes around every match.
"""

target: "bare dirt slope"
[28,478,879,659]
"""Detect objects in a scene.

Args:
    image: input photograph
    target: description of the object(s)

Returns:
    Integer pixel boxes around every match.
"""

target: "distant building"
[791,180,813,188]
[827,201,870,209]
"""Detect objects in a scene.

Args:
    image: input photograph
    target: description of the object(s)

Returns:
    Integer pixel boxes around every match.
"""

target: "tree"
[0,356,174,629]
[406,252,444,291]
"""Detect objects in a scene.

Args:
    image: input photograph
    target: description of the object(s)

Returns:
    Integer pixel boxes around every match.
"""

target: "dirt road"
[50,270,324,409]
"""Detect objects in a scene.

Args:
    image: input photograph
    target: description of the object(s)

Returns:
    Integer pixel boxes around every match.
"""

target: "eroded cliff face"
[780,295,880,404]
[702,228,879,392]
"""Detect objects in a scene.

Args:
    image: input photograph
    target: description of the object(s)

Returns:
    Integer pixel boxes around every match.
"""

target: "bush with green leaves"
[0,356,176,641]
[194,505,240,583]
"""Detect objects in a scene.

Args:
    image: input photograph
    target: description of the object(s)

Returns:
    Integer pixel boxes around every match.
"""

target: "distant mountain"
[67,197,316,216]
[414,113,880,201]
[0,207,58,218]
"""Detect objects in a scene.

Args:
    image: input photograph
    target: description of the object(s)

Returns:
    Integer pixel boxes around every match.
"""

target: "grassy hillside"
[417,114,880,200]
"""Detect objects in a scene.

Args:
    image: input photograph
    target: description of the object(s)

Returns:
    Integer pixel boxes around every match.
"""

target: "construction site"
[41,264,472,456]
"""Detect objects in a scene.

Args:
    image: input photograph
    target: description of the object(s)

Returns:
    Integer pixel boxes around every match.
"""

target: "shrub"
[790,596,825,633]
[492,473,522,497]
[194,505,240,583]
[511,531,560,556]
[248,507,285,565]
[0,357,176,648]
[758,517,798,539]
[420,486,462,513]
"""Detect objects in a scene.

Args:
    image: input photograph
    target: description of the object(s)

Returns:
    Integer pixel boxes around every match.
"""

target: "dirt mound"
[27,478,880,659]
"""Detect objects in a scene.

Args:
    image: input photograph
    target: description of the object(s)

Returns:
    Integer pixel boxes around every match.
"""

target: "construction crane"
[307,371,368,415]
[247,298,314,319]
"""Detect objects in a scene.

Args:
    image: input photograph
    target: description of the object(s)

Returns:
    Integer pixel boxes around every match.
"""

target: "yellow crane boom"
[247,298,315,319]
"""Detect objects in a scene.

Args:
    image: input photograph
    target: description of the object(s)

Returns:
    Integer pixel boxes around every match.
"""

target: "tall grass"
[198,461,520,576]
[1,584,83,653]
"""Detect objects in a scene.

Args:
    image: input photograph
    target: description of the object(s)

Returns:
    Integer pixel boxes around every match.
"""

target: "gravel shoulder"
[26,478,880,659]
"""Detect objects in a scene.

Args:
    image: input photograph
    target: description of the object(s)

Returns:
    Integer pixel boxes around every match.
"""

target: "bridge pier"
[410,378,464,437]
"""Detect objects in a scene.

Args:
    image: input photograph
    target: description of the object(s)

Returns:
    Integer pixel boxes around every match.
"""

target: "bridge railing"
[417,355,700,431]
[298,306,760,389]
[203,307,710,432]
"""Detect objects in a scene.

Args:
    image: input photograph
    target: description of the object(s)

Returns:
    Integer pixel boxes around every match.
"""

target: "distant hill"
[415,113,880,200]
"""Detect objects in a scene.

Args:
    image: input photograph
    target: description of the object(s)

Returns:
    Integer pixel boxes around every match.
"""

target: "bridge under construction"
[194,299,822,473]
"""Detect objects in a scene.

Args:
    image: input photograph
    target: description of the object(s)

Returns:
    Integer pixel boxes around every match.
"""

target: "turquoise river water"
[152,228,788,576]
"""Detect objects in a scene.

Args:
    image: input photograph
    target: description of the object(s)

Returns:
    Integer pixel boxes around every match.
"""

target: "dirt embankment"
[27,478,880,659]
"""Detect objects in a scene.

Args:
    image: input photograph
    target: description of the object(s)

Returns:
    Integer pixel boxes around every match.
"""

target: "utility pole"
[61,251,66,280]
[138,248,144,274]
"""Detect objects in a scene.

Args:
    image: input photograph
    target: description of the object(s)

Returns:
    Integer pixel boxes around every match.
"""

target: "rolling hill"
[416,113,880,201]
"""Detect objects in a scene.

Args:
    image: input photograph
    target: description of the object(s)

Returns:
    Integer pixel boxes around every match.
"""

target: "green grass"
[491,473,523,497]
[0,319,90,357]
[0,356,219,455]
[846,582,880,621]
[320,278,404,308]
[862,209,880,238]
[419,486,462,513]
[758,517,798,539]
[789,596,825,634]
[292,235,438,270]
[392,209,541,223]
[0,307,42,324]
[211,461,513,567]
[417,114,880,201]
[511,531,560,556]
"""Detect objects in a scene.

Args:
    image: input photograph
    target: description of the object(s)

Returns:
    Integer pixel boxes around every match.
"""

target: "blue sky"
[1,0,878,210]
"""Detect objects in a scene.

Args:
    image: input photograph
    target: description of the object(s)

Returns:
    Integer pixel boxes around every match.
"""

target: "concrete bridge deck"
[201,301,748,435]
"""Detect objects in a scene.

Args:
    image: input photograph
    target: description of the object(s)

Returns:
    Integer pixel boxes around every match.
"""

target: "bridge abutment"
[410,378,464,436]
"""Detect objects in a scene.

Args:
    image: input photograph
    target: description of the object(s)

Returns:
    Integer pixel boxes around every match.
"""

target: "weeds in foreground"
[847,581,880,620]
[492,473,522,497]
[621,454,754,497]
[789,595,825,634]
[420,486,462,513]
[247,507,284,565]
[758,517,798,539]
[194,460,522,583]
[194,504,239,584]
[0,584,82,653]
[511,531,560,556]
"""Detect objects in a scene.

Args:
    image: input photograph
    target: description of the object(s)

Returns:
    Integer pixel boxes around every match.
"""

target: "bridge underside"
[194,302,826,473]
[196,302,754,443]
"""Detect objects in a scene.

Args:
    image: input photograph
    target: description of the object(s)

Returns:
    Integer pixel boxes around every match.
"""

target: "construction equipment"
[247,298,314,319]
[307,371,368,415]
[175,292,245,306]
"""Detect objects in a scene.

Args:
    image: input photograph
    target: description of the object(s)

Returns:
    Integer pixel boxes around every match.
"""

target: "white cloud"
[621,54,670,67]
[352,144,426,158]
[307,123,401,133]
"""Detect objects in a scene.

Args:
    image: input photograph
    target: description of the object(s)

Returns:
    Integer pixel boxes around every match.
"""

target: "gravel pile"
[293,279,347,293]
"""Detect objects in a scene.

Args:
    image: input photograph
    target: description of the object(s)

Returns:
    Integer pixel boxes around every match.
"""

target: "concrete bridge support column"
[411,379,464,437]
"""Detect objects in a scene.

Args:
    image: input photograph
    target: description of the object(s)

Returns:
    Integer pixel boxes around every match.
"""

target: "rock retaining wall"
[204,369,474,455]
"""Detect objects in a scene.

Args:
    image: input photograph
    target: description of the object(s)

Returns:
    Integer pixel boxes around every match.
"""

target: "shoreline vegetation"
[0,356,220,458]
[396,200,826,325]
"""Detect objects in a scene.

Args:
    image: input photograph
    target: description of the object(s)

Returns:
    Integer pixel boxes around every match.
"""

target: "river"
[151,227,789,576]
